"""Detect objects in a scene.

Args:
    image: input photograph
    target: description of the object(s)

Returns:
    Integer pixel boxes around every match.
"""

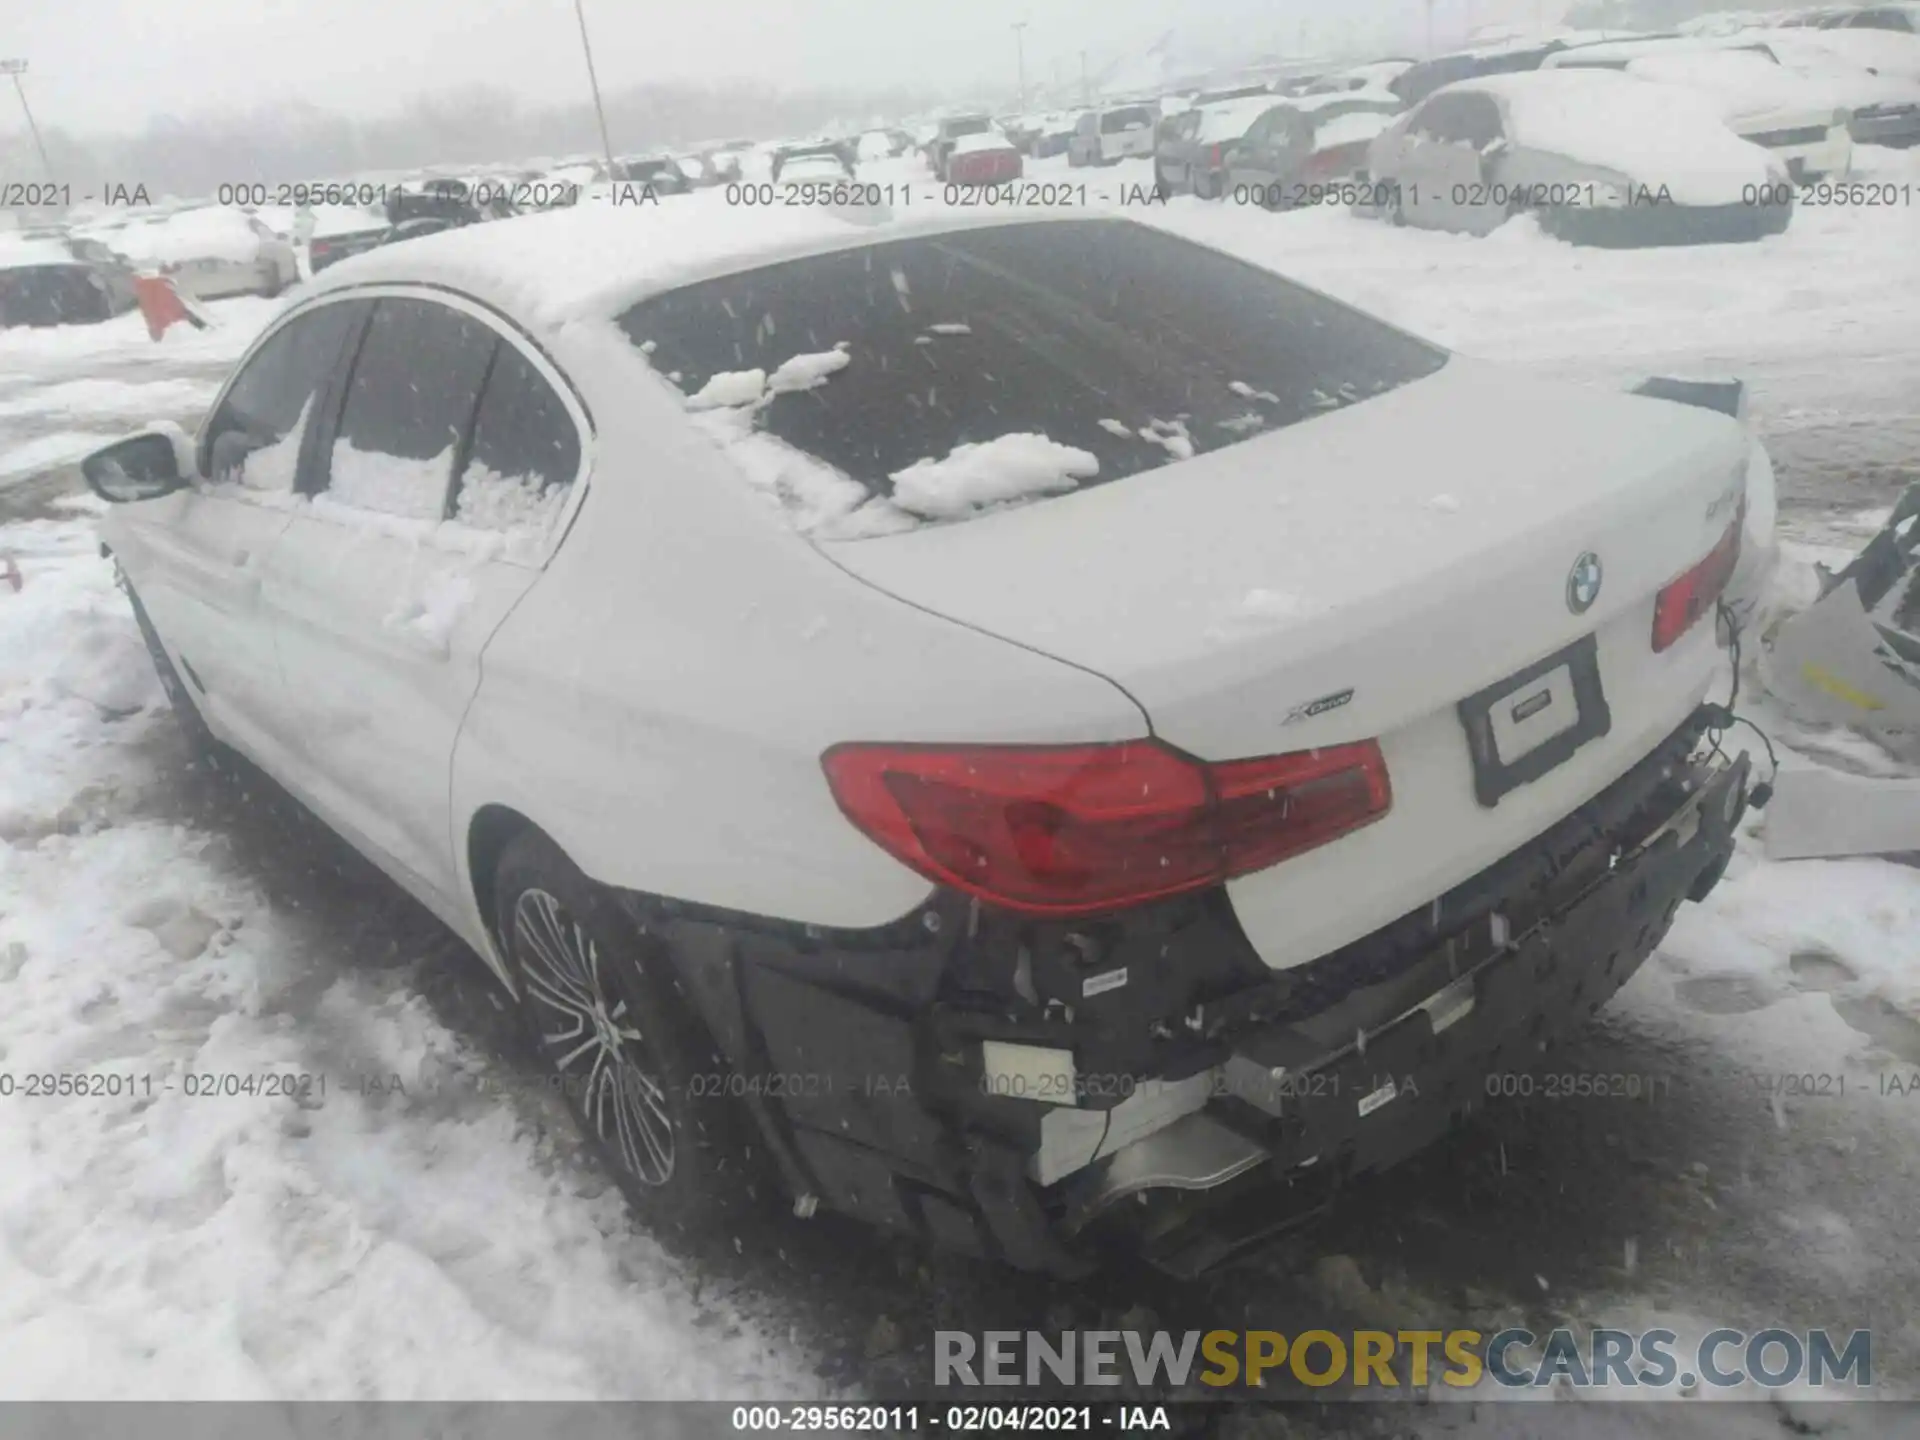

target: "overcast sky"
[8,0,1561,135]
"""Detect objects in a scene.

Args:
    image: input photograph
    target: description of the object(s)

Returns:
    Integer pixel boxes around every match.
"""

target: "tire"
[258,261,283,298]
[1192,168,1220,201]
[493,828,757,1230]
[124,577,224,767]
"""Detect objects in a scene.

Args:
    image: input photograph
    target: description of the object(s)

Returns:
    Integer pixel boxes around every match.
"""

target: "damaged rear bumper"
[625,716,1749,1277]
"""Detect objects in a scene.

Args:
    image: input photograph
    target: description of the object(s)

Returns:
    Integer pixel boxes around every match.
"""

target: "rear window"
[617,219,1447,535]
[1102,107,1156,132]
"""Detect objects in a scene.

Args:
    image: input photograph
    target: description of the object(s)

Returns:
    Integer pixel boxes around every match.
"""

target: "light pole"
[0,60,54,186]
[569,0,618,178]
[1012,22,1029,113]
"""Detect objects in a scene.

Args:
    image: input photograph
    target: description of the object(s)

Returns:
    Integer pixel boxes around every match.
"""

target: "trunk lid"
[822,356,1746,759]
[822,358,1751,967]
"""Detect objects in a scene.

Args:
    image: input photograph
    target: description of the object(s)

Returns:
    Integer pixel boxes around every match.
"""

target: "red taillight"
[821,737,1391,917]
[1209,143,1225,166]
[1652,505,1745,653]
[311,240,332,257]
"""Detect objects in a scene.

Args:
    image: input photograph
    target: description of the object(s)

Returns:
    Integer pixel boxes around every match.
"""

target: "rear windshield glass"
[617,218,1448,536]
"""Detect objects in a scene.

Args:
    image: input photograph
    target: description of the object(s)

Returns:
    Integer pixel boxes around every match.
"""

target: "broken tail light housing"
[822,737,1392,917]
[1653,503,1746,653]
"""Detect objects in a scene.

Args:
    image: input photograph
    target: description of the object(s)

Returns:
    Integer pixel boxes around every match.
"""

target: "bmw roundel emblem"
[1567,552,1604,614]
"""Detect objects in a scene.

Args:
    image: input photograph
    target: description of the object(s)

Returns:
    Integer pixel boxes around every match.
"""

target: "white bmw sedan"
[84,199,1768,1276]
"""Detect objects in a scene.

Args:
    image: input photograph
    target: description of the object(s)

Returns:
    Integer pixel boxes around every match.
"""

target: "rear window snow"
[620,218,1447,535]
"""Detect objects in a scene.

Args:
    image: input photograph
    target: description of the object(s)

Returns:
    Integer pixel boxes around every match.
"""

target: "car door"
[1226,110,1282,192]
[108,299,365,772]
[1400,93,1503,231]
[259,291,590,916]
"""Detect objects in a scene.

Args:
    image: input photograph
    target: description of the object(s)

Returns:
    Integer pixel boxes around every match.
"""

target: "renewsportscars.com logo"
[934,1328,1872,1393]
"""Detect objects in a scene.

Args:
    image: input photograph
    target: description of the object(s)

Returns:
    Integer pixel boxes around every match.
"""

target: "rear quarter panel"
[449,321,1150,936]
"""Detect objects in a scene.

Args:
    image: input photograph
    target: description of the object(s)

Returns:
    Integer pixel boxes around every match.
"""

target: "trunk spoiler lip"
[1627,373,1748,425]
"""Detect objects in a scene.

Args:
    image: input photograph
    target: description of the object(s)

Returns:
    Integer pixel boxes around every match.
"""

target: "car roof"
[303,199,1093,331]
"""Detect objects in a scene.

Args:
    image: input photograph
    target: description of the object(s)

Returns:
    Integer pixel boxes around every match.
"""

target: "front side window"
[619,219,1447,533]
[204,301,365,492]
[318,297,498,520]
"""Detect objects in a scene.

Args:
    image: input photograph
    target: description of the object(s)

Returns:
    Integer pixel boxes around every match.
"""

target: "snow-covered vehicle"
[303,205,394,274]
[1307,59,1417,95]
[1781,22,1920,77]
[80,203,1765,1276]
[927,113,994,180]
[0,235,139,327]
[1155,95,1288,197]
[1547,39,1854,178]
[1224,92,1405,205]
[1818,2,1920,31]
[943,131,1022,186]
[1067,103,1159,165]
[106,206,299,300]
[1365,70,1795,245]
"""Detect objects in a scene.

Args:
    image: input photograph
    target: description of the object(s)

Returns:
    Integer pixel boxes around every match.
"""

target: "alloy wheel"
[512,886,676,1186]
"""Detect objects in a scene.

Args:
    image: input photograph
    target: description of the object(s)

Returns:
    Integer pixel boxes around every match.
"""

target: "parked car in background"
[1033,113,1081,157]
[776,151,858,184]
[929,113,995,179]
[1156,96,1288,196]
[1818,3,1920,31]
[1225,93,1405,205]
[1390,39,1571,108]
[1308,60,1417,94]
[945,131,1023,186]
[1365,70,1793,245]
[616,155,695,195]
[1068,103,1159,165]
[1751,29,1920,140]
[108,206,299,300]
[858,128,913,160]
[1773,24,1920,80]
[1548,39,1854,177]
[79,203,1763,1277]
[773,141,856,181]
[305,205,394,273]
[0,235,139,327]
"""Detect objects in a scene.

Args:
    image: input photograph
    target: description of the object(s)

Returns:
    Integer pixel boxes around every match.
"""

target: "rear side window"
[205,300,363,491]
[619,219,1447,533]
[452,341,582,532]
[320,297,497,519]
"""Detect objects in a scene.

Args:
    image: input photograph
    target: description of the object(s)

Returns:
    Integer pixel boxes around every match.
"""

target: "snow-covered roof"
[0,237,81,271]
[951,131,1018,155]
[304,198,1081,332]
[104,206,264,266]
[1623,48,1844,118]
[1193,97,1285,142]
[1459,70,1779,204]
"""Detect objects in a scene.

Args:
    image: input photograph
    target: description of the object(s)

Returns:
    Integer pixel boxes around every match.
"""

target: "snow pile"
[451,462,572,540]
[224,403,309,492]
[109,207,264,268]
[384,567,475,648]
[951,132,1018,157]
[1484,71,1778,204]
[767,346,850,394]
[888,433,1099,520]
[688,410,915,539]
[324,440,453,521]
[1136,417,1195,460]
[927,322,972,336]
[685,369,767,410]
[0,377,219,423]
[1626,50,1835,120]
[0,517,818,1399]
[0,433,115,488]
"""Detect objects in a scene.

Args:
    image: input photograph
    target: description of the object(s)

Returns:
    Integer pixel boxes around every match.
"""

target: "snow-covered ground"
[1,149,1917,1420]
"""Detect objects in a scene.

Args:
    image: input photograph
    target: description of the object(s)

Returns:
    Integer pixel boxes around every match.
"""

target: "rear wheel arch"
[466,802,536,957]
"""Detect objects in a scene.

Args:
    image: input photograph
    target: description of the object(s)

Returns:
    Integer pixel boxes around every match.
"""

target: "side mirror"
[81,428,192,504]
